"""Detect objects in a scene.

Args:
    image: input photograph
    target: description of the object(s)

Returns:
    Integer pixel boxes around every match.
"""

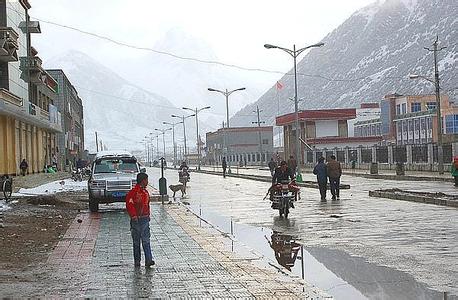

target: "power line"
[23,12,417,83]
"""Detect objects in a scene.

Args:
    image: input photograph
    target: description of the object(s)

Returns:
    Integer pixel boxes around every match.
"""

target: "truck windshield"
[94,158,138,174]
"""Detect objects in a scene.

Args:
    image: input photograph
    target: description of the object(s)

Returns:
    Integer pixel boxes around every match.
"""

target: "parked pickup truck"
[88,151,146,212]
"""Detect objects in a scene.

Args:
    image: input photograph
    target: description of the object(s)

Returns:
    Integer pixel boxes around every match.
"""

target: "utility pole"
[252,105,265,165]
[425,36,446,174]
[95,131,99,152]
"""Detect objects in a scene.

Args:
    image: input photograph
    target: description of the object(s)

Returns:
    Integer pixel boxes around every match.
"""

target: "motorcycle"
[71,168,83,182]
[269,181,297,218]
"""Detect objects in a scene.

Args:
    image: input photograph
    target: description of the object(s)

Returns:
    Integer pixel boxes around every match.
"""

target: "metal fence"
[304,143,455,167]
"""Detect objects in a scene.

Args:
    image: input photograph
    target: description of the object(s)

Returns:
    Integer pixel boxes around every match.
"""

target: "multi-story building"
[0,0,61,175]
[350,103,382,138]
[47,69,84,169]
[206,126,273,166]
[388,94,455,145]
[276,109,382,164]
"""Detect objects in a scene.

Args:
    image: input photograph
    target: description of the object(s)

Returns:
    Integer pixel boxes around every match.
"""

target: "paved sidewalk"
[32,203,329,298]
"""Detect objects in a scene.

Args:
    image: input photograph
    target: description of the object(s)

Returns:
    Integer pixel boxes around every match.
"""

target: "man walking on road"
[287,155,297,176]
[313,157,328,201]
[126,172,155,268]
[222,157,227,178]
[327,155,342,200]
[268,158,277,176]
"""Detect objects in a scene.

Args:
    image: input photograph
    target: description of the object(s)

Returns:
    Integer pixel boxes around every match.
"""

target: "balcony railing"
[0,88,23,106]
[0,27,19,62]
[19,56,43,71]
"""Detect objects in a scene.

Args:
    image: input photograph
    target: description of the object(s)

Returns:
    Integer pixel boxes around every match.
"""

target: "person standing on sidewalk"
[451,156,458,187]
[222,157,227,178]
[313,157,328,201]
[19,159,28,176]
[326,155,342,200]
[126,172,155,268]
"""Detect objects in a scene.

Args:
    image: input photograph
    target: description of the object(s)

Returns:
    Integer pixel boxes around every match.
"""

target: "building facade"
[47,69,84,169]
[276,108,382,164]
[391,94,455,145]
[0,0,61,175]
[206,126,273,166]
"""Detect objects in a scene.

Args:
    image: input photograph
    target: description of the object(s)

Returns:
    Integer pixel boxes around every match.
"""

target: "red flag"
[276,81,284,90]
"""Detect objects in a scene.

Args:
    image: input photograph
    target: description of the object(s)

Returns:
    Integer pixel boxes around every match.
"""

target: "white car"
[87,151,146,212]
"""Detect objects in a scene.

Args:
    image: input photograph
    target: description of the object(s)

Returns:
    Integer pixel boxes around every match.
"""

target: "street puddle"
[188,203,454,300]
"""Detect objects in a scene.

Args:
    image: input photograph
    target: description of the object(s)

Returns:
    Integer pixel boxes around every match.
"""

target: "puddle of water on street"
[187,203,454,300]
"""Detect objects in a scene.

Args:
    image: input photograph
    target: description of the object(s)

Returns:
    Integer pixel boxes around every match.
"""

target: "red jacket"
[125,184,150,219]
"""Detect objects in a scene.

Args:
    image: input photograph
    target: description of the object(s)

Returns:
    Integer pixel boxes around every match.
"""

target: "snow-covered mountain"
[120,28,268,124]
[231,0,457,126]
[45,50,192,152]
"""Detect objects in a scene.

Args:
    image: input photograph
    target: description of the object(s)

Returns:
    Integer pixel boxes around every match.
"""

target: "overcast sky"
[31,0,375,77]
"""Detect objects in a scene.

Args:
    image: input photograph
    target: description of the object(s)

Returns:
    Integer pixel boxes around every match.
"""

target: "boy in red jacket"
[126,172,154,267]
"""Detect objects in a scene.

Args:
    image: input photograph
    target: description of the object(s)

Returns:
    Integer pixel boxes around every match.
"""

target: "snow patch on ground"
[15,179,88,196]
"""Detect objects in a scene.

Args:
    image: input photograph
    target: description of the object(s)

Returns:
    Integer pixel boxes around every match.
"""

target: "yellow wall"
[0,115,57,175]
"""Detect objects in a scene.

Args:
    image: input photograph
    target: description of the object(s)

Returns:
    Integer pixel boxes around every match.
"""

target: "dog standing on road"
[169,183,186,198]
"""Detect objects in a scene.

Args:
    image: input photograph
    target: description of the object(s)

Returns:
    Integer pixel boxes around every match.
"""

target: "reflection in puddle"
[187,203,455,300]
[266,231,301,272]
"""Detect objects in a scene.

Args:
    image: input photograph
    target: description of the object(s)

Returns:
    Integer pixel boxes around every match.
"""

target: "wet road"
[149,167,458,299]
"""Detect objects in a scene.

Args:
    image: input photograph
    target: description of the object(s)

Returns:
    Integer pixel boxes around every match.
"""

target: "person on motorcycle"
[178,161,190,184]
[271,160,300,203]
[179,161,188,171]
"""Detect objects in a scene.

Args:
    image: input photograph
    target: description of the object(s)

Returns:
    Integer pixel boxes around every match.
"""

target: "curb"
[194,169,351,190]
[369,190,458,208]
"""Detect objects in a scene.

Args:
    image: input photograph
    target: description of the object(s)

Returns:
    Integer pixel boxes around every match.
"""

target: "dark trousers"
[329,177,340,198]
[223,167,227,178]
[318,180,327,200]
[130,217,153,265]
[20,168,26,176]
[455,176,458,187]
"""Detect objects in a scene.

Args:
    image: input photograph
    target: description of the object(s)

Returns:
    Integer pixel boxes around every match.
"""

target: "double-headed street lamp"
[171,113,195,161]
[207,87,246,128]
[264,42,324,177]
[154,128,172,162]
[163,121,183,167]
[183,106,211,170]
[208,87,245,170]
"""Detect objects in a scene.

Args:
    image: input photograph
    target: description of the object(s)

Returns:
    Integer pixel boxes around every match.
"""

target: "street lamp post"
[264,42,324,177]
[172,113,195,162]
[155,128,172,162]
[208,87,246,170]
[183,106,211,170]
[163,121,183,167]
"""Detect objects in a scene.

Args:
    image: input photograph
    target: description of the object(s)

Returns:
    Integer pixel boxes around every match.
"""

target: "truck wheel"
[89,197,99,212]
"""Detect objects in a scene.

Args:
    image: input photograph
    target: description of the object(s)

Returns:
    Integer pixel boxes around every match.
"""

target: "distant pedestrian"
[51,153,57,170]
[126,173,155,268]
[313,157,328,201]
[19,159,28,176]
[268,158,277,176]
[222,157,227,178]
[287,155,297,175]
[451,156,458,187]
[326,155,342,200]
